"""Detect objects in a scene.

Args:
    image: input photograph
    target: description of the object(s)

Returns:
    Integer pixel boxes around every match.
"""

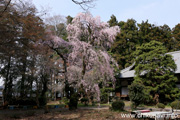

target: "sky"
[31,0,180,29]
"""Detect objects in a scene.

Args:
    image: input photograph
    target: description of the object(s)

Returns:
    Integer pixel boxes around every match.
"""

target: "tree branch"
[0,0,11,17]
[72,0,96,11]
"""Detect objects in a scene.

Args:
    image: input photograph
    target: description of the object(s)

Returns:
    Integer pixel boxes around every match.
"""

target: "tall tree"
[45,32,72,96]
[137,20,153,45]
[108,14,118,27]
[172,23,180,50]
[46,12,119,109]
[45,15,67,39]
[66,12,119,102]
[0,0,50,105]
[111,19,138,69]
[111,18,179,70]
[138,21,177,51]
[133,41,180,104]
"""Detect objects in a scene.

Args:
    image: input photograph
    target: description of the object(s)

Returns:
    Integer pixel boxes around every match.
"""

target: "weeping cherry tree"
[66,12,120,102]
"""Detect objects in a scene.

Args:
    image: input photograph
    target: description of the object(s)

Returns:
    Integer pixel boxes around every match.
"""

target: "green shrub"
[128,83,145,108]
[171,100,180,109]
[100,92,108,103]
[130,103,136,110]
[157,103,165,109]
[81,97,89,106]
[92,101,95,106]
[61,97,69,105]
[111,100,125,111]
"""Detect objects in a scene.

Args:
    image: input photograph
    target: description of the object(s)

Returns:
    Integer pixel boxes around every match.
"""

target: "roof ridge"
[167,50,180,55]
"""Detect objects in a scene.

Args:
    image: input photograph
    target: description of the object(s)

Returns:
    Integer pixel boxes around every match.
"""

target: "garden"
[1,0,180,120]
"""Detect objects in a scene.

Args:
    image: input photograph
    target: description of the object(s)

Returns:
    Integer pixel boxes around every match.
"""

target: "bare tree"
[72,0,96,10]
[45,15,66,36]
[0,0,96,17]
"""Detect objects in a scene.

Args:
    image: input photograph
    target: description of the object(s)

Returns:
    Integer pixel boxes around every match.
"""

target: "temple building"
[117,51,180,99]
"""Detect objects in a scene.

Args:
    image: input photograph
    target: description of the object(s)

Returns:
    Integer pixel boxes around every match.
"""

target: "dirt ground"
[0,108,138,120]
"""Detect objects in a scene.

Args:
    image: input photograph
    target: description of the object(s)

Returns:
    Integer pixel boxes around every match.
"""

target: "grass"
[47,100,174,110]
[1,100,175,120]
[124,101,132,107]
[47,100,113,108]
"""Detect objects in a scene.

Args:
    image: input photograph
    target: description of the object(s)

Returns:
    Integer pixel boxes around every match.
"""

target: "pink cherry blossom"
[66,12,120,101]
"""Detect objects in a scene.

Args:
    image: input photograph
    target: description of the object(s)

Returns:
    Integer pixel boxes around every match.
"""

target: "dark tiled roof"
[120,51,180,78]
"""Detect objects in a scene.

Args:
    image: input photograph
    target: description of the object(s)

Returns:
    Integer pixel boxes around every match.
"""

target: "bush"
[157,103,165,109]
[128,83,145,108]
[111,100,125,111]
[61,97,69,105]
[81,97,89,106]
[171,100,180,109]
[130,103,136,110]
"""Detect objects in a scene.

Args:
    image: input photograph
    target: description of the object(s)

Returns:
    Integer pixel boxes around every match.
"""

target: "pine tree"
[133,41,180,104]
[111,19,138,69]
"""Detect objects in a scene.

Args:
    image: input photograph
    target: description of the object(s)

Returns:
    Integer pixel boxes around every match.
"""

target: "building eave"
[120,50,180,78]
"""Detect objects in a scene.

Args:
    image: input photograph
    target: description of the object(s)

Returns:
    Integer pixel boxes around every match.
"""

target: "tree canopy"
[133,41,180,104]
[47,12,120,102]
[110,18,180,69]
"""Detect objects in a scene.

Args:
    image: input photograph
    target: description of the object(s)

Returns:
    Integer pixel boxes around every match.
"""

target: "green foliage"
[130,102,136,110]
[157,103,165,109]
[171,100,180,109]
[143,91,153,105]
[172,24,180,50]
[100,92,108,103]
[111,19,139,69]
[66,15,73,24]
[134,40,180,104]
[111,100,125,111]
[110,16,180,70]
[100,82,114,103]
[128,83,145,108]
[80,97,89,106]
[61,97,69,105]
[108,14,118,27]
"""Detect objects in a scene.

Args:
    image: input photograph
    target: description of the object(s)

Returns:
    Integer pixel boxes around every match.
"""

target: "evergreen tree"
[111,19,138,69]
[128,83,145,108]
[66,15,73,24]
[172,23,180,50]
[137,20,153,45]
[138,22,177,51]
[133,41,180,104]
[108,14,118,27]
[111,18,179,70]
